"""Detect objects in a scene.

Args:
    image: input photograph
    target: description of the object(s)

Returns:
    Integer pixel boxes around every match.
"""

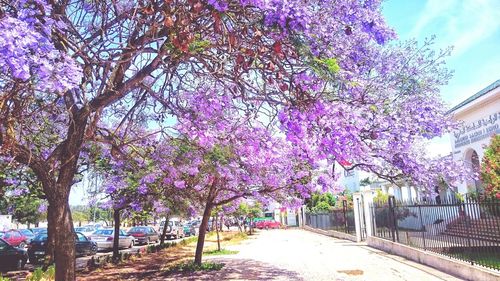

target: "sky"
[382,0,500,157]
[69,1,500,205]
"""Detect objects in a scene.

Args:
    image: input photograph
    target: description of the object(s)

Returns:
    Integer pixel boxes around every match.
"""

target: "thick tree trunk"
[215,214,221,251]
[194,202,213,265]
[51,198,76,281]
[160,215,170,245]
[44,204,56,268]
[113,209,121,261]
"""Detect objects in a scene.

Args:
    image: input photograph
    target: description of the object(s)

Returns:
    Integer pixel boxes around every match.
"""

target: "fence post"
[353,192,362,242]
[388,195,398,242]
[363,190,374,237]
[418,205,426,251]
[461,197,474,265]
[342,200,348,233]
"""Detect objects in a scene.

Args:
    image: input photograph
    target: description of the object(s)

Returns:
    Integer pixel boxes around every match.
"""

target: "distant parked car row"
[0,221,201,272]
[28,232,97,265]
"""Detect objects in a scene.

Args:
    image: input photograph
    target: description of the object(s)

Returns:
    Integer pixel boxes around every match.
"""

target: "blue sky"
[382,0,500,105]
[68,1,500,205]
[382,0,500,157]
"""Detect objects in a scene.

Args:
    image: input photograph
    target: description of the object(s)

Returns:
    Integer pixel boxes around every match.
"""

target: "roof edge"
[447,79,500,114]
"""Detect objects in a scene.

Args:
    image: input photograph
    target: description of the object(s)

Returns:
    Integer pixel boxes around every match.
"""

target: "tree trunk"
[215,214,220,251]
[44,204,56,268]
[51,199,76,281]
[160,215,170,245]
[194,202,213,265]
[236,217,242,232]
[112,209,121,261]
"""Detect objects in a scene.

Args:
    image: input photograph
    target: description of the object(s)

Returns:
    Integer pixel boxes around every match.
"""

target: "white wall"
[449,86,500,194]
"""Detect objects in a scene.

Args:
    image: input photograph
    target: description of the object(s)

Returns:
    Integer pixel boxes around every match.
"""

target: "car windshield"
[129,227,146,232]
[20,229,33,236]
[93,229,113,236]
[31,228,47,234]
[33,233,48,241]
[74,227,86,232]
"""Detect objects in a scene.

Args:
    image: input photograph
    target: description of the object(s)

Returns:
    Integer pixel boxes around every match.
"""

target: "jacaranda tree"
[0,0,473,279]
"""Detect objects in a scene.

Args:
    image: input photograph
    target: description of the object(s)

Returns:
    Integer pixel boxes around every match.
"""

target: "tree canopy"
[0,0,474,279]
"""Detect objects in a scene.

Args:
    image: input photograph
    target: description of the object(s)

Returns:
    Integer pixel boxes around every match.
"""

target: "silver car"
[89,229,134,251]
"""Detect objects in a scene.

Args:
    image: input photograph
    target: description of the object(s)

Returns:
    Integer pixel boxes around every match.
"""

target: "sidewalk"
[172,229,464,281]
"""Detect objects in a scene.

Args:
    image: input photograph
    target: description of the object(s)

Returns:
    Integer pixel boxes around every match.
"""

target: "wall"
[449,84,500,194]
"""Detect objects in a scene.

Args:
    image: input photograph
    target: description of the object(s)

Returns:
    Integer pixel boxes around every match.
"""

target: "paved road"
[171,229,463,281]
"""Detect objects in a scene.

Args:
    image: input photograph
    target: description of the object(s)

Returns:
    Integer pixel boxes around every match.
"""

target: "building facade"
[449,79,500,194]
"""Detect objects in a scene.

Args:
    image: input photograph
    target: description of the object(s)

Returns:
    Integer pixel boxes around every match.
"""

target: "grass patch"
[179,236,198,246]
[204,248,239,255]
[164,261,224,273]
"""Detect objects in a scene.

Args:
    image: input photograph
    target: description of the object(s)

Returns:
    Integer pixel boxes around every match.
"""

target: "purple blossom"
[137,184,148,195]
[174,180,186,189]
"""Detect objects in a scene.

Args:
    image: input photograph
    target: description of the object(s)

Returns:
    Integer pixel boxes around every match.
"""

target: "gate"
[355,193,367,241]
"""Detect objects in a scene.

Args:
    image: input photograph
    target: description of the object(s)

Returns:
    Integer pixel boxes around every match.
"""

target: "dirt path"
[169,229,464,281]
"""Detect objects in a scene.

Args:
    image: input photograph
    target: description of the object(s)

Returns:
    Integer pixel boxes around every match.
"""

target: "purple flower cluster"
[0,1,82,93]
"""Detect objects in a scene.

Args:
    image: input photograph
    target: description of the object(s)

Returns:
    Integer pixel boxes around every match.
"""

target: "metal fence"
[305,201,356,235]
[370,196,500,271]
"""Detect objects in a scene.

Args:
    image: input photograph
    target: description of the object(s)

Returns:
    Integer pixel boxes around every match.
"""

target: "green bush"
[27,265,55,281]
[204,248,239,255]
[165,261,224,273]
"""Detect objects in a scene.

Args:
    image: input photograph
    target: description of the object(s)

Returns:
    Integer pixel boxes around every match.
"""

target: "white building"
[449,79,500,194]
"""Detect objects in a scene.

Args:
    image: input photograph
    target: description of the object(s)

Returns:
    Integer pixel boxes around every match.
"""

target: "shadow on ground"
[160,258,303,281]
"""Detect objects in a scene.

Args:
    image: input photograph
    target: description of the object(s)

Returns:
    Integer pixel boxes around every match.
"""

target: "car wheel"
[129,240,134,248]
[15,258,25,270]
[18,242,26,249]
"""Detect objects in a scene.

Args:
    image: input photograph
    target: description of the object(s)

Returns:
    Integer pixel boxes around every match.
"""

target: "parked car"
[28,232,97,265]
[18,229,35,243]
[255,220,281,230]
[183,223,196,237]
[0,238,28,270]
[89,229,134,251]
[127,226,159,245]
[0,230,29,248]
[74,226,97,237]
[159,220,184,240]
[29,228,47,235]
[89,223,104,229]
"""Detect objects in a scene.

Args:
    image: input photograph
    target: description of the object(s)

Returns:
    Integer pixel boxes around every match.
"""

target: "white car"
[159,220,184,240]
[74,226,97,238]
[89,229,134,250]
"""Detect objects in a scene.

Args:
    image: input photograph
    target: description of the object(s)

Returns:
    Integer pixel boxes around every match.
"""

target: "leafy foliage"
[166,261,225,273]
[306,192,337,213]
[481,135,500,199]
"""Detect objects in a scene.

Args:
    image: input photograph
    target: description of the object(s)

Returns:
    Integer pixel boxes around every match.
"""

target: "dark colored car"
[29,228,47,235]
[0,238,28,271]
[28,232,97,264]
[0,230,29,248]
[183,223,196,236]
[127,226,159,245]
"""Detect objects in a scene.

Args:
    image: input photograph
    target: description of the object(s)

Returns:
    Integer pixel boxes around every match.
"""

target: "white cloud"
[410,0,455,38]
[411,0,500,55]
